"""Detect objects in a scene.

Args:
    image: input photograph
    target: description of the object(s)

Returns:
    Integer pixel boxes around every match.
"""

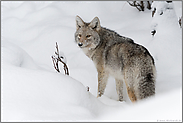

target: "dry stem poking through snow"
[51,42,69,75]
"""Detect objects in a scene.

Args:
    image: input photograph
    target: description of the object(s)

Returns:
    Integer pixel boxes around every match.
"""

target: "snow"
[1,1,182,122]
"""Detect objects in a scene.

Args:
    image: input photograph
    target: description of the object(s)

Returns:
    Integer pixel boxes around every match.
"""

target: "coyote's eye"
[86,35,91,38]
[78,34,81,38]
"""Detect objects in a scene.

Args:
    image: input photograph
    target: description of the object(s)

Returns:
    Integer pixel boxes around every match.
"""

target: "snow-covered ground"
[1,1,182,122]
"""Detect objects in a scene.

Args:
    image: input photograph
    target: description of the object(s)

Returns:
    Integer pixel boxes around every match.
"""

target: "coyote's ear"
[89,17,101,31]
[76,15,85,30]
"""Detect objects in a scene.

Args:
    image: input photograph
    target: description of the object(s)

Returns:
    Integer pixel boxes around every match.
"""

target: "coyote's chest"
[105,65,124,80]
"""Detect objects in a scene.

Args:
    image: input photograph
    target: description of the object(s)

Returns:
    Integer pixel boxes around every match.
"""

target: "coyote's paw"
[118,96,124,102]
[97,95,100,98]
[118,99,125,102]
[97,91,103,98]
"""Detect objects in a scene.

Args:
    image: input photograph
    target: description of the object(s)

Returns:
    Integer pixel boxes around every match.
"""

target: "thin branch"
[179,16,182,27]
[127,1,142,11]
[51,56,60,73]
[152,8,156,17]
[86,86,90,92]
[146,1,152,10]
[57,57,69,75]
[127,1,152,11]
[51,42,69,75]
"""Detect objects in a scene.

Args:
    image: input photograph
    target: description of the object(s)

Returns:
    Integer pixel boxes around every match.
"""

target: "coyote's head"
[75,16,101,49]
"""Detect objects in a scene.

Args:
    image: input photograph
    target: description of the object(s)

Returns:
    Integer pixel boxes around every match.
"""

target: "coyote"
[74,16,156,102]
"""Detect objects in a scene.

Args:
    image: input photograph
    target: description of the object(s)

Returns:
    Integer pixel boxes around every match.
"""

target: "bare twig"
[51,42,69,75]
[151,30,156,36]
[152,8,156,17]
[58,57,69,75]
[127,1,152,11]
[51,55,60,73]
[146,1,152,10]
[86,86,90,92]
[127,1,142,11]
[140,1,144,11]
[179,16,182,27]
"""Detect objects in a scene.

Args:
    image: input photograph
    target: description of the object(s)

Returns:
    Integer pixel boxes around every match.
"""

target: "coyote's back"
[74,15,156,102]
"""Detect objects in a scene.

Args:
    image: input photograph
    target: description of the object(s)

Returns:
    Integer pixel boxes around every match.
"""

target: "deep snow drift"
[1,1,182,122]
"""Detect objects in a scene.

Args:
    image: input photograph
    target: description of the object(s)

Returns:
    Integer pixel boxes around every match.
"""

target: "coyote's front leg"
[97,68,109,98]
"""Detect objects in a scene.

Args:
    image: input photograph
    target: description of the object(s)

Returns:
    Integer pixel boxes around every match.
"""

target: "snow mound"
[2,41,38,69]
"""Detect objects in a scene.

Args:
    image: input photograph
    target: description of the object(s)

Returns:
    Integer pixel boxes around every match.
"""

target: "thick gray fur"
[75,16,156,102]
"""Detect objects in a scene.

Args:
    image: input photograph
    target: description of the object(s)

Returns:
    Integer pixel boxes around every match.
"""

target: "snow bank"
[98,88,182,122]
[2,41,38,69]
[2,40,107,121]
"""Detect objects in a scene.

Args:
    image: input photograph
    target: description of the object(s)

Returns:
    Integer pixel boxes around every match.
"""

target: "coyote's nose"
[78,43,83,47]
